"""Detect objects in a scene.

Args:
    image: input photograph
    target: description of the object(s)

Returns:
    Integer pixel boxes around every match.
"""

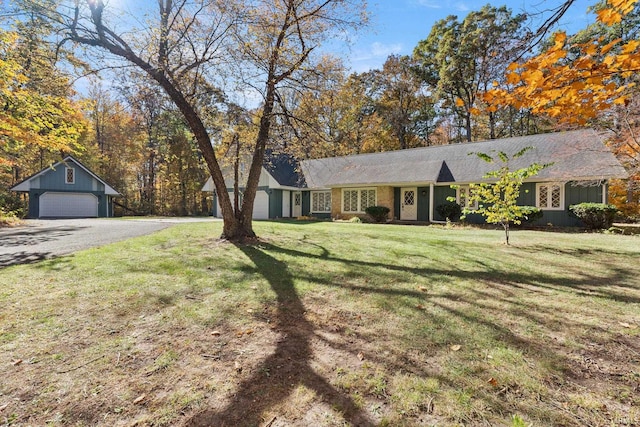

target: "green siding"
[433,186,457,221]
[269,189,283,218]
[417,187,430,221]
[393,188,401,220]
[433,182,606,227]
[302,191,311,216]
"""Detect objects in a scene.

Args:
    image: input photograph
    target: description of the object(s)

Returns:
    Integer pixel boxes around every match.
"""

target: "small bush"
[365,205,390,223]
[519,206,543,224]
[569,203,618,229]
[436,202,462,222]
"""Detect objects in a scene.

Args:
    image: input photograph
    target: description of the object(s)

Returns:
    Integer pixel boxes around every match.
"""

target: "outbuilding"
[11,156,120,218]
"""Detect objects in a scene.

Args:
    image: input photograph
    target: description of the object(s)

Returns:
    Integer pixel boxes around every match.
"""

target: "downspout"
[602,181,607,204]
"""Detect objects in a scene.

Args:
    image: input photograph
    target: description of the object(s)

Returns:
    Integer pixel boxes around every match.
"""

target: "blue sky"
[347,0,597,72]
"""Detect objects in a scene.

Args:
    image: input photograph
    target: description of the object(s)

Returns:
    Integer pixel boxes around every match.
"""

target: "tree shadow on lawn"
[184,243,376,427]
[185,239,638,426]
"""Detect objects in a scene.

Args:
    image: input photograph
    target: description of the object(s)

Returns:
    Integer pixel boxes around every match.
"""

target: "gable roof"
[201,151,306,192]
[300,129,628,188]
[10,155,120,195]
[263,150,306,188]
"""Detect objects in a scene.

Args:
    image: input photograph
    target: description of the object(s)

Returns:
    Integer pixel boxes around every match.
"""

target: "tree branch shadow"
[184,243,375,427]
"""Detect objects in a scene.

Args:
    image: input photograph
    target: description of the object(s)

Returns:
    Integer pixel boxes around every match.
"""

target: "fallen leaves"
[11,359,23,366]
[450,345,461,352]
[133,394,146,404]
[619,322,637,329]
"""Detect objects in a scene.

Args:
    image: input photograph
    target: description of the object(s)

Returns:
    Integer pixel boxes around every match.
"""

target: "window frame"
[536,182,565,210]
[310,190,332,213]
[65,167,75,185]
[341,188,377,214]
[456,185,478,210]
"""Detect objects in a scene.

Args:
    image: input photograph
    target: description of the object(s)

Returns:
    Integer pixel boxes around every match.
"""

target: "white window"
[536,183,564,210]
[457,185,478,210]
[342,188,376,213]
[65,167,75,184]
[311,191,331,213]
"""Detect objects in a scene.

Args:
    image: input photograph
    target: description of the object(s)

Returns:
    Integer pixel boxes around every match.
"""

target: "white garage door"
[216,191,270,219]
[40,192,98,218]
[253,191,269,219]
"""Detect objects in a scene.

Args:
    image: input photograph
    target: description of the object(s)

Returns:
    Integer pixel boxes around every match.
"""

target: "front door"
[292,191,302,217]
[400,187,417,220]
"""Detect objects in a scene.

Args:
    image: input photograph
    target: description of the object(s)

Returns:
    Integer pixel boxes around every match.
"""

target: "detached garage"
[11,156,120,218]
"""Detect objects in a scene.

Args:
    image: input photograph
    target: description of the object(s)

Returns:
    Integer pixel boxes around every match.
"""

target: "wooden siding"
[36,163,104,193]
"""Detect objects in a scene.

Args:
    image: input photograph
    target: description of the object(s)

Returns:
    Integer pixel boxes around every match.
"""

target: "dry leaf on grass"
[357,352,365,361]
[211,330,221,336]
[450,345,461,351]
[488,377,498,387]
[0,403,9,412]
[133,394,146,404]
[11,359,23,366]
[619,322,636,329]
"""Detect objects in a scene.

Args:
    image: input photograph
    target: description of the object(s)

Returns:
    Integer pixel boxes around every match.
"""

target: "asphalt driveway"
[0,218,216,268]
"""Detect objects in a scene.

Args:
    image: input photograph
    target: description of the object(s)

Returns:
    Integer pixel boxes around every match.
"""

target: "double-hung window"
[311,191,331,213]
[342,188,376,213]
[536,183,564,210]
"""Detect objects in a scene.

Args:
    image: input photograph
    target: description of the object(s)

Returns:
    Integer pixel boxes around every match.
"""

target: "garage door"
[39,192,98,218]
[253,191,269,219]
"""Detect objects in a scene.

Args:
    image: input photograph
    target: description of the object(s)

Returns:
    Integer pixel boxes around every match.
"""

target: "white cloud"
[454,2,470,12]
[348,41,404,72]
[415,0,442,9]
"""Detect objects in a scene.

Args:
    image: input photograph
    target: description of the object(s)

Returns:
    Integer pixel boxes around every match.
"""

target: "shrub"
[518,206,543,224]
[436,202,462,222]
[365,205,390,223]
[569,203,618,229]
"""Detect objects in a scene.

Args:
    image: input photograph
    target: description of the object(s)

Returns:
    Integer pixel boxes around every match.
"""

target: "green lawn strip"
[0,221,638,426]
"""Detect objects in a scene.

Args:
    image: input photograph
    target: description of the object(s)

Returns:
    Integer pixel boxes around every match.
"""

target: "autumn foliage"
[484,0,640,124]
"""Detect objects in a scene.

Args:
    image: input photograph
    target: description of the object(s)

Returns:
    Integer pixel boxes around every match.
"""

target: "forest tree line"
[1,0,639,219]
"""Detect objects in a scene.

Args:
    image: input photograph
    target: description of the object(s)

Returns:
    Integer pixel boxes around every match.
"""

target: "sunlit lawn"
[0,221,638,426]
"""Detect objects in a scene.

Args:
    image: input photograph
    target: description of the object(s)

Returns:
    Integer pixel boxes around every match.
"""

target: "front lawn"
[0,221,638,426]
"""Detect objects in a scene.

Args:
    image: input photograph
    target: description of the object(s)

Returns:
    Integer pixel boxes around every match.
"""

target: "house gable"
[11,156,120,196]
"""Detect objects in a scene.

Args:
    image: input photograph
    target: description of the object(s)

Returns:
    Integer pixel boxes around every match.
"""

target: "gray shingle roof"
[300,129,628,188]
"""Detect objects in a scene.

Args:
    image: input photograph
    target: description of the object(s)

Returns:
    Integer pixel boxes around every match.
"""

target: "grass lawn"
[0,221,639,426]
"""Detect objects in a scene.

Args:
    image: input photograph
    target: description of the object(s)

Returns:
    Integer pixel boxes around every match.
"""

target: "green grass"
[0,221,639,426]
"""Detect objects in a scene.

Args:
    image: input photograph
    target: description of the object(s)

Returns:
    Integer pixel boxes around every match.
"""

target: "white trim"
[65,167,75,184]
[536,182,565,210]
[310,190,331,213]
[456,185,478,210]
[10,156,120,195]
[341,187,377,214]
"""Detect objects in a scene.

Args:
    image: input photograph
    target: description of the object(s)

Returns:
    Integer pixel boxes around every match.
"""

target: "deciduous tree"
[24,0,366,240]
[462,148,547,245]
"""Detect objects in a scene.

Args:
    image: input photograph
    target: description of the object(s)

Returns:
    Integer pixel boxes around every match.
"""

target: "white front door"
[400,187,417,220]
[292,191,302,217]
